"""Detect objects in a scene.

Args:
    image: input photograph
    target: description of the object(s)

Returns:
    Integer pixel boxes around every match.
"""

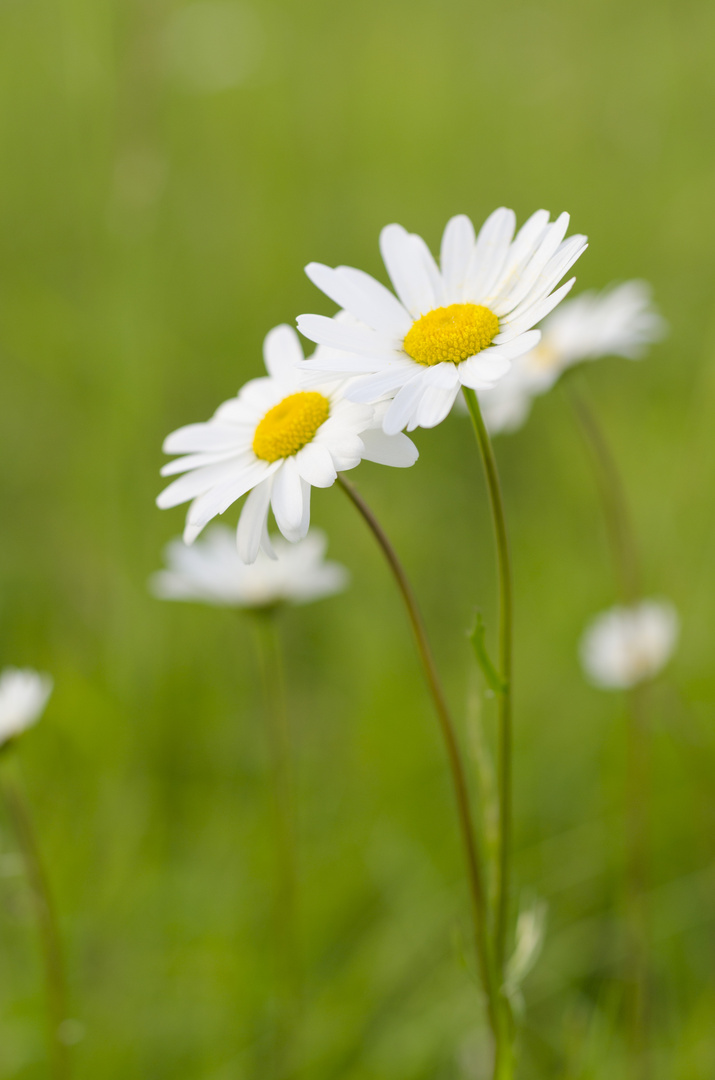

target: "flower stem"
[566,386,640,603]
[253,612,302,1076]
[566,386,651,1074]
[337,474,499,1037]
[461,389,513,977]
[1,769,70,1080]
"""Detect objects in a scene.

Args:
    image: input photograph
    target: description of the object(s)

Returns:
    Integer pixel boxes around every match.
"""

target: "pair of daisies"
[157,207,589,562]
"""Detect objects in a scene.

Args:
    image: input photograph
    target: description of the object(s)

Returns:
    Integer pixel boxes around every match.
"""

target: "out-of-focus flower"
[579,599,679,690]
[297,208,587,434]
[0,668,53,748]
[476,281,666,434]
[157,325,418,563]
[150,526,348,609]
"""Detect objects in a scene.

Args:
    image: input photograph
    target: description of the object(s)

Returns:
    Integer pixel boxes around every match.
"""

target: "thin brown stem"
[1,771,70,1080]
[337,475,499,1036]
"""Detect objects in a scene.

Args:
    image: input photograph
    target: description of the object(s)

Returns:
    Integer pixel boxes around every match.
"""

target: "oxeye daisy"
[476,280,667,435]
[579,599,679,690]
[0,668,53,747]
[297,208,587,434]
[150,526,348,608]
[157,324,418,562]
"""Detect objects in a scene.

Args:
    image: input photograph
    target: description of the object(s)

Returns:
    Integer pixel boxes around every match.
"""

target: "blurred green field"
[1,0,715,1076]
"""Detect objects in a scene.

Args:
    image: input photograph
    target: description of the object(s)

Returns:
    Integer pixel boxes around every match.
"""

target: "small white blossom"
[476,281,666,434]
[580,599,679,690]
[150,526,348,609]
[0,668,53,747]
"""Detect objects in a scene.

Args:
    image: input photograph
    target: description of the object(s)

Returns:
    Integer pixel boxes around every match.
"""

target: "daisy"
[0,668,53,747]
[150,526,348,608]
[579,599,679,690]
[476,281,667,435]
[296,208,588,434]
[157,324,418,562]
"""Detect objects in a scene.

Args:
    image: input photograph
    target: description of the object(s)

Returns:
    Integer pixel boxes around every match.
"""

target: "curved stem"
[337,475,498,1035]
[462,389,513,978]
[253,612,302,1076]
[1,770,70,1080]
[566,386,640,603]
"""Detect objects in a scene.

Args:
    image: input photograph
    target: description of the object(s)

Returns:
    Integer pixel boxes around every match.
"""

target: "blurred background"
[1,0,714,1076]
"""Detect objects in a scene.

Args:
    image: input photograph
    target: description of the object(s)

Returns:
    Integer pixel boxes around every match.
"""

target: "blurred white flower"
[580,599,679,690]
[157,324,418,563]
[151,526,348,608]
[297,208,587,434]
[0,668,53,748]
[475,281,666,434]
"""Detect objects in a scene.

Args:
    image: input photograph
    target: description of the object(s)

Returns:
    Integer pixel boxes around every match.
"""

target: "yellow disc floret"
[252,391,330,463]
[403,303,499,366]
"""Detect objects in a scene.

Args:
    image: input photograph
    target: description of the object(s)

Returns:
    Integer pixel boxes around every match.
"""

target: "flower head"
[157,325,418,562]
[0,668,53,747]
[150,526,348,609]
[297,208,587,434]
[477,281,666,435]
[579,599,679,690]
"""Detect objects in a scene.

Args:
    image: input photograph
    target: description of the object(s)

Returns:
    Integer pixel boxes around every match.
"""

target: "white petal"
[263,324,305,381]
[457,351,512,390]
[237,478,273,564]
[379,224,437,318]
[297,480,312,540]
[344,362,418,403]
[494,214,573,313]
[486,209,551,300]
[467,208,516,298]
[163,423,247,454]
[441,214,476,299]
[488,330,542,358]
[270,458,305,540]
[297,314,402,361]
[500,279,576,341]
[359,428,419,467]
[305,263,411,336]
[294,442,338,488]
[413,384,460,429]
[160,448,248,477]
[157,458,247,509]
[187,460,279,530]
[382,373,430,435]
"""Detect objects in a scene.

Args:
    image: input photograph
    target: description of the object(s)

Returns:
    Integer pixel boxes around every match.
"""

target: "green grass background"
[1,0,714,1075]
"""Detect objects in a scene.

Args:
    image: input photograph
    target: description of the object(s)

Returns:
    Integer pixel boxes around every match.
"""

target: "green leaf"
[468,612,507,695]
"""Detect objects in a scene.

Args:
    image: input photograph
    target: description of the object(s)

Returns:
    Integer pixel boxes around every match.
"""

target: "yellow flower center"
[252,391,330,463]
[403,303,499,366]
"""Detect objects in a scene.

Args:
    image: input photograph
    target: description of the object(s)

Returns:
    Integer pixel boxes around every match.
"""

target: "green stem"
[462,388,515,1077]
[1,770,70,1080]
[253,613,302,1076]
[567,385,651,1073]
[337,475,499,1037]
[566,386,640,603]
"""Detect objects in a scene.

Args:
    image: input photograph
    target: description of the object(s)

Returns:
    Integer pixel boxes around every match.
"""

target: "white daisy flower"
[150,526,348,608]
[296,208,587,434]
[579,599,679,690]
[0,668,53,747]
[157,324,418,562]
[476,281,667,435]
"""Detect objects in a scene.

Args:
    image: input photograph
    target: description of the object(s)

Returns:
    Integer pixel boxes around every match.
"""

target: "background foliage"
[1,0,714,1075]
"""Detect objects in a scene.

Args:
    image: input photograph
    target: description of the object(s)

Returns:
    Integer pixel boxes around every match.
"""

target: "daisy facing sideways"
[475,280,667,435]
[151,526,348,609]
[157,324,418,563]
[297,207,587,434]
[579,599,679,690]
